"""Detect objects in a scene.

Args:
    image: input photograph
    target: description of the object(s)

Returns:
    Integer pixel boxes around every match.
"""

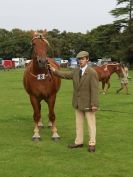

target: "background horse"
[23,31,61,140]
[93,63,124,94]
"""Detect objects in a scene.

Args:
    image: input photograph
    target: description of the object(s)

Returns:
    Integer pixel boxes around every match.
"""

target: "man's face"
[78,57,88,68]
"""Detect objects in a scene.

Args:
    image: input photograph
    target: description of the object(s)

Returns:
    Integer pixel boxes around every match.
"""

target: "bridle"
[29,60,52,81]
[31,35,50,46]
[30,35,52,80]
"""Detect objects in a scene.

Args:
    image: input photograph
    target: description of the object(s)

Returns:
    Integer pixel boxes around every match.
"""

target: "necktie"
[79,69,82,79]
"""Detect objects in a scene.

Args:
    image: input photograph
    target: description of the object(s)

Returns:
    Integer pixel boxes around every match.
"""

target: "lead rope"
[46,60,52,81]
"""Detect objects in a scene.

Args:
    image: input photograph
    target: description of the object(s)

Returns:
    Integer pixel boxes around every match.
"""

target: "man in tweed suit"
[50,51,99,152]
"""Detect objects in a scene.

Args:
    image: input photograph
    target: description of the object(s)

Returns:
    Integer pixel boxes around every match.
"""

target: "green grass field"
[0,68,133,177]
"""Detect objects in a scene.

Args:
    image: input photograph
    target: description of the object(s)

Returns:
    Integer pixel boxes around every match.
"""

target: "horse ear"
[43,29,47,37]
[33,31,38,38]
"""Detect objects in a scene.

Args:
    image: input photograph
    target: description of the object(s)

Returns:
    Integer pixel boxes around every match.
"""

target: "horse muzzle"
[37,57,48,68]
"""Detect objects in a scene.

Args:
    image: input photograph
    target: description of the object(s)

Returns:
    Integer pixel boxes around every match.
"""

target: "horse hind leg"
[38,118,44,128]
[30,95,42,141]
[48,95,60,140]
[47,120,52,128]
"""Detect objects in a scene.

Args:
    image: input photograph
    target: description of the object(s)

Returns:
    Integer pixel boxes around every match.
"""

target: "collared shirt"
[80,64,88,76]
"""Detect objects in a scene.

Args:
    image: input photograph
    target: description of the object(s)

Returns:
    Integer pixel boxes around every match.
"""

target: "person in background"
[116,65,129,95]
[50,51,99,152]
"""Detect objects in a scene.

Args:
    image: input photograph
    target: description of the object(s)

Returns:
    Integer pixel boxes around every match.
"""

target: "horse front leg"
[48,94,60,140]
[102,81,106,94]
[36,100,44,128]
[106,80,110,93]
[104,79,110,94]
[30,95,41,141]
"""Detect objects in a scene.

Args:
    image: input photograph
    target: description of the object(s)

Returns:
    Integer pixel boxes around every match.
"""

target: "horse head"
[31,30,49,68]
[114,63,124,78]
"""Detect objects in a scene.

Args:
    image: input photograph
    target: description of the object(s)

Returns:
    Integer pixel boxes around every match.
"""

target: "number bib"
[37,74,46,80]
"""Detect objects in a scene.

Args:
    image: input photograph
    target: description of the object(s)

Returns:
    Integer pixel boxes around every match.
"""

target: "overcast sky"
[0,0,117,33]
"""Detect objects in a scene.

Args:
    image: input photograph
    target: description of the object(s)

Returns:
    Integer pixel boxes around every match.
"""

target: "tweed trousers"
[74,109,96,146]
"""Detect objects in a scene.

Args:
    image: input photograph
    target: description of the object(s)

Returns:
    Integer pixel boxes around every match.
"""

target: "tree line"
[0,0,132,64]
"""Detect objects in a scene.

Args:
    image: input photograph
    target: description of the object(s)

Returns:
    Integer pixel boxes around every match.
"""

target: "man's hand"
[49,64,56,72]
[91,106,98,112]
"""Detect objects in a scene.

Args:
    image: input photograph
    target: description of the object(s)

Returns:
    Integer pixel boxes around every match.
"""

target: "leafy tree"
[110,0,133,31]
[110,0,133,63]
[85,24,121,60]
[0,28,32,58]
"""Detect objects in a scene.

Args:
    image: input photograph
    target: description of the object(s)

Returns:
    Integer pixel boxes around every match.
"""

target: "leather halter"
[32,35,50,46]
[29,62,52,81]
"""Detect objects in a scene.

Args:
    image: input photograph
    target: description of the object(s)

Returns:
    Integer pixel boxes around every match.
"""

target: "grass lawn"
[0,68,133,177]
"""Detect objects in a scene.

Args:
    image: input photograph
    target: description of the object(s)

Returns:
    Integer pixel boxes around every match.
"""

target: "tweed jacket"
[54,66,99,111]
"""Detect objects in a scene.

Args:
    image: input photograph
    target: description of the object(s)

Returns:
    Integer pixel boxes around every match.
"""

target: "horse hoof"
[32,137,41,141]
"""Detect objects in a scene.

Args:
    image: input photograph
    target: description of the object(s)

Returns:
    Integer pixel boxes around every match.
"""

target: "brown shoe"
[68,143,83,148]
[88,145,95,152]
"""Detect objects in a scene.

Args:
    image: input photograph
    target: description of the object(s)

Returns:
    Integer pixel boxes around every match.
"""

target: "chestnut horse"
[23,31,61,140]
[93,63,124,94]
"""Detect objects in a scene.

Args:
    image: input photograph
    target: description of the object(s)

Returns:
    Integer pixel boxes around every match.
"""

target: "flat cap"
[76,51,89,59]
